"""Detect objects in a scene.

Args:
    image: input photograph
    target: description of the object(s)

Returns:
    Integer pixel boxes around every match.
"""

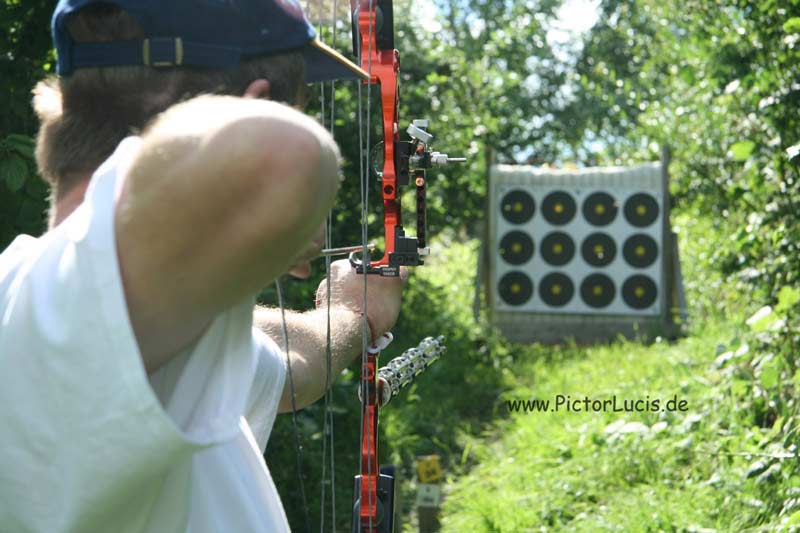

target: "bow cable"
[356,1,377,530]
[317,2,339,530]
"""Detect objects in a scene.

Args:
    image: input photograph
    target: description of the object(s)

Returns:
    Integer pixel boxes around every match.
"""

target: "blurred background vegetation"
[2,0,799,531]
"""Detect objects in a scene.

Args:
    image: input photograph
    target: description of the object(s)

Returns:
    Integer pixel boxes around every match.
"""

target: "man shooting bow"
[0,1,403,531]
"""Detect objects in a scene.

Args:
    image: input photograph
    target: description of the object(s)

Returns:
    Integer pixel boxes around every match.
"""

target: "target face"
[541,231,575,266]
[623,234,658,268]
[540,272,574,307]
[499,231,534,265]
[582,192,618,226]
[501,190,535,224]
[492,163,664,316]
[622,275,657,309]
[581,232,617,267]
[580,273,616,308]
[542,191,576,225]
[624,193,660,227]
[498,271,533,306]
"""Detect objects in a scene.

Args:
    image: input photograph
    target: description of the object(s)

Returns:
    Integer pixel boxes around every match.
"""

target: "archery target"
[622,275,658,309]
[500,189,535,224]
[490,163,664,316]
[541,191,576,225]
[623,234,659,268]
[581,232,616,267]
[541,231,575,266]
[582,192,618,226]
[499,231,534,265]
[624,193,660,227]
[580,273,616,308]
[498,271,533,306]
[539,272,574,307]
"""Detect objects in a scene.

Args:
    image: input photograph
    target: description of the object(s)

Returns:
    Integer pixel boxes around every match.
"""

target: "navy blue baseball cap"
[52,0,368,83]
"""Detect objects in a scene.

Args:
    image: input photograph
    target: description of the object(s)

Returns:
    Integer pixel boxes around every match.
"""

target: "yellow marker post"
[416,455,444,532]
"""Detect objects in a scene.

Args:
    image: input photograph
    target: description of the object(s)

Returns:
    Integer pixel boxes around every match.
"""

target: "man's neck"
[51,176,91,228]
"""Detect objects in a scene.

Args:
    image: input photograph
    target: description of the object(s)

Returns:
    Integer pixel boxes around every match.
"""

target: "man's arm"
[255,260,405,412]
[254,305,364,412]
[115,96,341,373]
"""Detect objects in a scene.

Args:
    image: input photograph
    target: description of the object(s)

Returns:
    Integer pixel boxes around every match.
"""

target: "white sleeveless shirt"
[0,137,291,532]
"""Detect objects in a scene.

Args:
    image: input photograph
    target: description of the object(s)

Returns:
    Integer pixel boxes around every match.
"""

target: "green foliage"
[437,1,800,530]
[0,1,54,248]
[439,203,799,532]
[551,0,800,510]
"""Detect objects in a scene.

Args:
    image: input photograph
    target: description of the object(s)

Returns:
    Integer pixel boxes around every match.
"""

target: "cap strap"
[69,39,242,71]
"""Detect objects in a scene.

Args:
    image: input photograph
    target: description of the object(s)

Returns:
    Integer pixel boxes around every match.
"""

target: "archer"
[0,1,403,531]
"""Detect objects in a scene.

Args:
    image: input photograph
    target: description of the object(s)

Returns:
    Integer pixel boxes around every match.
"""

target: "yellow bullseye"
[551,284,562,295]
[635,286,645,298]
[592,286,603,296]
[514,202,523,213]
[594,244,605,256]
[511,283,521,294]
[554,203,564,214]
[511,242,522,253]
[635,245,646,257]
[636,205,647,216]
[594,204,606,215]
[553,243,563,254]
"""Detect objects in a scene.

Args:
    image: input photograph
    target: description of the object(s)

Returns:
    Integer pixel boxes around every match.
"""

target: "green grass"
[435,208,800,532]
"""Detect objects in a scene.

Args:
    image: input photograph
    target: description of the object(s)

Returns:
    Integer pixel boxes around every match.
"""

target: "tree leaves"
[782,17,800,34]
[0,153,28,193]
[730,140,756,162]
[775,286,800,314]
[4,134,35,159]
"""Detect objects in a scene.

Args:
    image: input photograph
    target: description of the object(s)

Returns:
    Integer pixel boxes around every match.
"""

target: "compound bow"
[347,2,463,531]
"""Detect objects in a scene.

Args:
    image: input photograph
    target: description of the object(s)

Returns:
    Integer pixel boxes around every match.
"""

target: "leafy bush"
[555,2,800,522]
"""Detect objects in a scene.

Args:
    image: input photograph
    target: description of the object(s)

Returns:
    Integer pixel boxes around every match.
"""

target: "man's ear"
[243,79,271,99]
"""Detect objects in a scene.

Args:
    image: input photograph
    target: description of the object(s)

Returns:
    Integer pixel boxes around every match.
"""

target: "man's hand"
[258,259,404,411]
[314,259,405,343]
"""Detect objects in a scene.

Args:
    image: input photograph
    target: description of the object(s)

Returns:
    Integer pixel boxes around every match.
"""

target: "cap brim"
[304,38,369,83]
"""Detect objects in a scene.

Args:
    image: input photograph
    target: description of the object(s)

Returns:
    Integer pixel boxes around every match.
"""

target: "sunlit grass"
[437,206,794,532]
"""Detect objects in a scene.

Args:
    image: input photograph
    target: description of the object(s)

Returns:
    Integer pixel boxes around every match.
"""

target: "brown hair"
[34,3,306,196]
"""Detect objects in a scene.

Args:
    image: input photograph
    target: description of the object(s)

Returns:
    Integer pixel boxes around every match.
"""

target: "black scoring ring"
[539,272,574,307]
[580,273,616,308]
[622,234,658,268]
[498,271,534,306]
[583,192,618,226]
[541,231,575,266]
[624,193,660,227]
[581,232,617,267]
[542,191,576,225]
[499,231,534,265]
[500,189,535,225]
[622,275,658,309]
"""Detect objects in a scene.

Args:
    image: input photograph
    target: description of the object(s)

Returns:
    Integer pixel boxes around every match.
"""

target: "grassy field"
[435,208,800,532]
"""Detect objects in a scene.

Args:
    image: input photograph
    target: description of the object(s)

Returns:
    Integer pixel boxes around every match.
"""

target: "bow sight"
[348,1,464,278]
[352,120,465,277]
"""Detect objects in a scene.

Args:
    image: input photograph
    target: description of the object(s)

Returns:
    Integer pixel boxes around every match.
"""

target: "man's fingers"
[398,266,409,284]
